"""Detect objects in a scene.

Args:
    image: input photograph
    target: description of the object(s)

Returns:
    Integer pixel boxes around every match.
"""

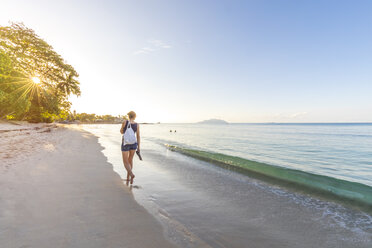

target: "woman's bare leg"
[128,150,136,184]
[129,150,136,169]
[122,151,134,181]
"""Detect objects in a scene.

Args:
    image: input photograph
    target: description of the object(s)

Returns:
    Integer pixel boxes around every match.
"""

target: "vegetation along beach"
[1,1,372,248]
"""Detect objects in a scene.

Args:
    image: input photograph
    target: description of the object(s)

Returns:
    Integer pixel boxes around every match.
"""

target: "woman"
[120,111,140,184]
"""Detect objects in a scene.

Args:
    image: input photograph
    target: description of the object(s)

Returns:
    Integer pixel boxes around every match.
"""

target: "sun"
[32,77,41,84]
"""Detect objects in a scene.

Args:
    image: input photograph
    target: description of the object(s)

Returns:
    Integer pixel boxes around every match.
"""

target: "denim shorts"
[121,142,138,151]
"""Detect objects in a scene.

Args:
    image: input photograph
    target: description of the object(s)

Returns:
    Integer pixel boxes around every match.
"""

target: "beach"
[1,123,371,248]
[0,123,175,248]
[2,1,372,247]
[82,124,372,248]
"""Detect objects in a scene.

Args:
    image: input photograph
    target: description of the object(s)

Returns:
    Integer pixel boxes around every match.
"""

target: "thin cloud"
[133,39,172,55]
[133,47,155,55]
[148,39,172,48]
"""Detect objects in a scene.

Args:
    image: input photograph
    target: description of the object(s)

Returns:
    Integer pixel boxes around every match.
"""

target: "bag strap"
[123,120,130,134]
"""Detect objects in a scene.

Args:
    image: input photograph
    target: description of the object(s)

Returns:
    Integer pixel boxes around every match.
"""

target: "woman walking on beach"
[120,111,140,184]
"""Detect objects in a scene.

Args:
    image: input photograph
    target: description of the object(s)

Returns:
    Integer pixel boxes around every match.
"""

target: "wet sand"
[0,124,175,248]
[81,124,372,248]
[2,122,370,248]
[135,149,372,248]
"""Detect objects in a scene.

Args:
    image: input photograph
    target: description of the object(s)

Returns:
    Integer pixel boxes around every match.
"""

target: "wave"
[165,144,372,209]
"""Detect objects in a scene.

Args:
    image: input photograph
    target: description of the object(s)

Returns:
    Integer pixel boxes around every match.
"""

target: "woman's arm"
[136,124,140,151]
[120,120,127,134]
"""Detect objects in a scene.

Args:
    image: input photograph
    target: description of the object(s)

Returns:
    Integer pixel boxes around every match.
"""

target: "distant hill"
[198,119,229,124]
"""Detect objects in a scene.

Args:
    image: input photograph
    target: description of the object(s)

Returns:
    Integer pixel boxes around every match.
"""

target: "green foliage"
[0,22,81,122]
[75,113,96,122]
[57,110,69,121]
[40,111,56,123]
[73,113,123,123]
[100,114,116,122]
[0,50,31,119]
[6,114,15,120]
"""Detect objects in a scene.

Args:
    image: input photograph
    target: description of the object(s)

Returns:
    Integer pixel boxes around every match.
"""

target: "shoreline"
[166,145,372,211]
[0,124,175,248]
[2,123,371,247]
[81,124,372,248]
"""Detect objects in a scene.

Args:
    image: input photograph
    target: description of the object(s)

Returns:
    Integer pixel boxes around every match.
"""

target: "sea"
[144,123,372,187]
[82,123,372,247]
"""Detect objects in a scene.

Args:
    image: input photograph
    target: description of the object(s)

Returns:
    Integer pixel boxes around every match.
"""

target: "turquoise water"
[82,123,372,246]
[142,123,372,188]
[82,123,372,205]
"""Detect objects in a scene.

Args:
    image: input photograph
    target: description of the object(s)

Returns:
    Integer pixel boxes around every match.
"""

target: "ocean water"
[81,123,372,247]
[142,123,372,187]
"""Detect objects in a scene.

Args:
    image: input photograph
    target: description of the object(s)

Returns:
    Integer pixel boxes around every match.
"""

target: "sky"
[1,0,372,123]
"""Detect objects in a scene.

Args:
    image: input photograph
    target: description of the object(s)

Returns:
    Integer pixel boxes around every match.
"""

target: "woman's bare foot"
[126,172,130,182]
[130,174,135,184]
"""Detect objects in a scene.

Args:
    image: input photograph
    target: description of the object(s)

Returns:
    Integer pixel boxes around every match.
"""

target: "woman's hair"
[127,111,136,120]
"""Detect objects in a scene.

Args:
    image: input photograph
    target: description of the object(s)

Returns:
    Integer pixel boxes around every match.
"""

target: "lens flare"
[32,77,41,84]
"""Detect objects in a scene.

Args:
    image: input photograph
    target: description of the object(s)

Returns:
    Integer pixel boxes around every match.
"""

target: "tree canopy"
[0,22,80,122]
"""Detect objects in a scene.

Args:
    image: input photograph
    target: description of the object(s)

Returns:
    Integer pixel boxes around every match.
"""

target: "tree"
[76,113,96,122]
[0,22,81,122]
[0,51,30,119]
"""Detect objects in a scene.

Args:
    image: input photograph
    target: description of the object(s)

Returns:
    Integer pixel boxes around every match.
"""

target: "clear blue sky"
[2,0,372,122]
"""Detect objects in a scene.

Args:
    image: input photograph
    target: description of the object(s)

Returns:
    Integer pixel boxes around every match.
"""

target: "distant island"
[198,119,229,124]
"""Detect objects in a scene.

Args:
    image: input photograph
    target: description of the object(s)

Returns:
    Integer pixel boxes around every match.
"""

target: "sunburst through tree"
[0,22,80,122]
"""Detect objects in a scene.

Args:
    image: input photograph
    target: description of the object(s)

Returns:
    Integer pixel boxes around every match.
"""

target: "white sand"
[0,123,175,248]
[0,122,57,172]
